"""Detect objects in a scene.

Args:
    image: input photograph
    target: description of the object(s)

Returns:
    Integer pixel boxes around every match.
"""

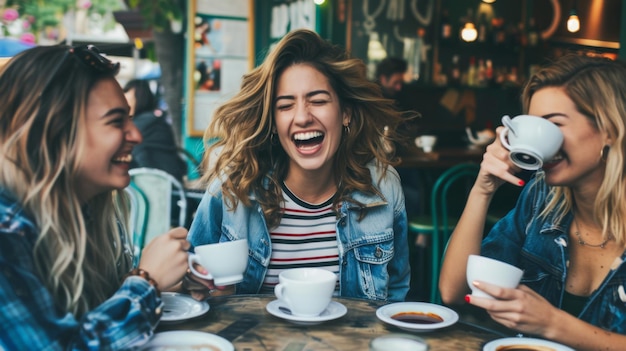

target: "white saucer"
[140,330,234,351]
[484,337,575,351]
[376,302,459,332]
[160,292,210,323]
[266,299,347,325]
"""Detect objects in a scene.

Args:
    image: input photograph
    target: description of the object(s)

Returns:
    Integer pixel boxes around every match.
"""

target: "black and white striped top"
[260,183,340,294]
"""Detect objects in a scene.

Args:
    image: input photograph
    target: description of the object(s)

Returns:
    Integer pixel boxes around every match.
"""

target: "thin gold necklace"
[573,215,609,249]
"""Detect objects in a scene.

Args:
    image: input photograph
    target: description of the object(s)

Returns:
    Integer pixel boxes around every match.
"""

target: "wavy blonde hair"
[522,54,626,246]
[201,29,414,228]
[0,46,132,317]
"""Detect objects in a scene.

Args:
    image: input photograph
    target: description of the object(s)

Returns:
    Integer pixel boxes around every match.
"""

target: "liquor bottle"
[527,18,539,47]
[477,13,489,43]
[450,55,461,85]
[467,56,477,87]
[440,9,453,42]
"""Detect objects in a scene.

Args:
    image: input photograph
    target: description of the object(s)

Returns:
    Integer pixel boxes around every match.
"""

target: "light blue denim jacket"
[482,173,626,333]
[188,162,410,302]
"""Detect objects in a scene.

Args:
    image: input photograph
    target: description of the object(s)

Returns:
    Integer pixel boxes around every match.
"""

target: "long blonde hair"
[522,54,626,246]
[0,46,131,317]
[201,29,414,228]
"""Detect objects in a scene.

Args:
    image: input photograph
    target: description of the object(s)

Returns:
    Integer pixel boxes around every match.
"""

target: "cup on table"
[188,239,248,286]
[466,254,523,299]
[274,267,337,317]
[415,135,438,153]
[499,115,563,170]
[369,334,429,351]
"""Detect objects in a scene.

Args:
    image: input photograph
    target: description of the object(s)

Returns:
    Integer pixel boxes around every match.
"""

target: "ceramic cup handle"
[499,115,515,150]
[187,253,214,280]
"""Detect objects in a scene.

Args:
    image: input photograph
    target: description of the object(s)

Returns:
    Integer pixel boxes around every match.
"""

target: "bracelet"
[125,268,161,297]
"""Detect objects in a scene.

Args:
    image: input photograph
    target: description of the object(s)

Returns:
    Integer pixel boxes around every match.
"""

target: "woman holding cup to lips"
[184,29,413,302]
[439,54,626,350]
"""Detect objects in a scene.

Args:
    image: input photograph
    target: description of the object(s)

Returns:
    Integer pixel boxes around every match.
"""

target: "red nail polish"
[464,295,471,303]
[518,180,525,186]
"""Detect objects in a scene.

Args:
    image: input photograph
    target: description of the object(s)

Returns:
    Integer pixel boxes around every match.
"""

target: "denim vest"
[188,162,410,302]
[482,174,626,333]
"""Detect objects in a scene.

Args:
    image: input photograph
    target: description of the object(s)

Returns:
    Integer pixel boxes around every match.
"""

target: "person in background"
[0,45,190,350]
[184,29,413,302]
[123,79,187,183]
[439,55,626,350]
[375,57,408,100]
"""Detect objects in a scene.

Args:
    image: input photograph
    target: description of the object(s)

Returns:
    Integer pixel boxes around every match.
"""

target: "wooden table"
[157,294,510,351]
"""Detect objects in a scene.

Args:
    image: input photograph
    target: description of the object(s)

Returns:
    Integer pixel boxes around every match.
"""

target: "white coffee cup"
[274,267,337,317]
[188,239,248,286]
[466,254,523,299]
[415,135,438,153]
[499,115,564,170]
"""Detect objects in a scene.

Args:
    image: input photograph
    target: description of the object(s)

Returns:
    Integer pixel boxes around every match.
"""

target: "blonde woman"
[439,55,626,350]
[0,45,189,349]
[185,29,413,302]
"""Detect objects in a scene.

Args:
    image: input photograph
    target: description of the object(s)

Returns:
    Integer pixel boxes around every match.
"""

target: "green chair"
[123,183,150,266]
[408,163,480,304]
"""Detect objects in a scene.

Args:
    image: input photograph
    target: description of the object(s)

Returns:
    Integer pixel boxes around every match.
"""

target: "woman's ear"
[342,108,351,127]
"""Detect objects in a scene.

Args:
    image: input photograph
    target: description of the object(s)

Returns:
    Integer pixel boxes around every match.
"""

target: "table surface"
[398,145,485,169]
[157,294,512,351]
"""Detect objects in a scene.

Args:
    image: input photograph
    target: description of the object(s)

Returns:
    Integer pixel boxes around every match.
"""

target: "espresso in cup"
[499,115,563,170]
[274,267,337,317]
[188,239,249,286]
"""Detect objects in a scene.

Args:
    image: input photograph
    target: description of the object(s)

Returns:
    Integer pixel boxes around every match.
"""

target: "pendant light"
[567,1,580,33]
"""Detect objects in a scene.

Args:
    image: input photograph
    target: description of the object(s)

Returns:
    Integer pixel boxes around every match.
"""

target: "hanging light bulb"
[482,0,496,3]
[567,9,580,33]
[461,22,478,42]
[314,0,325,5]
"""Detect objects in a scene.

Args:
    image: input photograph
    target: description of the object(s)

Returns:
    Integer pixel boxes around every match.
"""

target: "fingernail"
[464,295,471,303]
[518,180,525,186]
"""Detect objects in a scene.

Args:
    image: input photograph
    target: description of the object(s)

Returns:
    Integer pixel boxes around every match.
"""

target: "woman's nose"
[126,120,143,144]
[293,103,313,125]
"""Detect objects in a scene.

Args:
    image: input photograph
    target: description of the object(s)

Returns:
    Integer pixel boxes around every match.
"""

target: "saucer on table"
[483,337,575,351]
[139,330,234,351]
[376,302,459,332]
[160,292,210,323]
[266,299,347,325]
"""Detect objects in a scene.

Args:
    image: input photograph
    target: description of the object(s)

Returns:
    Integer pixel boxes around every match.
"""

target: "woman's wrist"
[125,268,161,297]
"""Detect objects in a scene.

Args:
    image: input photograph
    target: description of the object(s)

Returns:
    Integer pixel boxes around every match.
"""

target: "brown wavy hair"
[201,29,414,228]
[523,54,626,246]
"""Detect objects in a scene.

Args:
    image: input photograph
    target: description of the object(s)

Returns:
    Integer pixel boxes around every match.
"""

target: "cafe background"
[1,0,625,174]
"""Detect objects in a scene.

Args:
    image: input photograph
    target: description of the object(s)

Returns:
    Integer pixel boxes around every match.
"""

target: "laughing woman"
[0,45,190,350]
[185,29,413,302]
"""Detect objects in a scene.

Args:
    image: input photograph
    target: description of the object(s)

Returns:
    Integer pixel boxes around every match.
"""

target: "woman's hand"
[475,126,525,196]
[138,227,190,291]
[465,282,560,337]
[182,265,236,300]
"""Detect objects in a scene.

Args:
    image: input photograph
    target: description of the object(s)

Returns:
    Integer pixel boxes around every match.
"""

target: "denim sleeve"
[187,186,224,250]
[481,175,544,266]
[385,168,411,302]
[0,231,161,351]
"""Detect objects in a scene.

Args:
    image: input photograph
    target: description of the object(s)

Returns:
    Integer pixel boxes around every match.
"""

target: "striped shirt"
[261,183,340,294]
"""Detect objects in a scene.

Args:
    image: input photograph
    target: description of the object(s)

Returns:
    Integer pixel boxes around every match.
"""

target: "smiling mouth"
[112,154,133,164]
[293,131,324,149]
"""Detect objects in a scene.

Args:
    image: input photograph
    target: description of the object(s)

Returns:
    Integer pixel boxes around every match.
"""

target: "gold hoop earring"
[344,125,350,135]
[601,145,610,162]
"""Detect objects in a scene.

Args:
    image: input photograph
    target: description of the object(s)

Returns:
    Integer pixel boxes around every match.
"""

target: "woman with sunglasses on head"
[0,45,190,350]
[438,55,626,350]
[184,29,413,302]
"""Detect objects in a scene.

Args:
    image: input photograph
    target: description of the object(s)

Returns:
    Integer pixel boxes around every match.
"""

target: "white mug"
[415,135,438,153]
[499,115,563,170]
[274,268,337,317]
[466,254,523,299]
[188,239,248,286]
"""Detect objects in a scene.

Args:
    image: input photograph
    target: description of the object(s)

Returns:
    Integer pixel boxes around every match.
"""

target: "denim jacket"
[188,162,410,302]
[482,174,626,333]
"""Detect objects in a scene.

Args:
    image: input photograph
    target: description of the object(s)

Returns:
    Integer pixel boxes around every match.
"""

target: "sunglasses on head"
[41,45,120,95]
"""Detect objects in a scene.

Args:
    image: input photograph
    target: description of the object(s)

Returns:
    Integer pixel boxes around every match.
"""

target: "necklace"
[573,216,609,248]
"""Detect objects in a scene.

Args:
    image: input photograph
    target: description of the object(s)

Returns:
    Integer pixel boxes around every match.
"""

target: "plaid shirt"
[0,189,162,350]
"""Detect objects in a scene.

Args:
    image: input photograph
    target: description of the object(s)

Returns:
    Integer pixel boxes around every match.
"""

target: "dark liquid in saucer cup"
[390,311,443,324]
[496,346,556,351]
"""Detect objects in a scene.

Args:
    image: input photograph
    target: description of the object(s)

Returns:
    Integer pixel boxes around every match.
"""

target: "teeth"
[293,131,323,141]
[113,154,133,163]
